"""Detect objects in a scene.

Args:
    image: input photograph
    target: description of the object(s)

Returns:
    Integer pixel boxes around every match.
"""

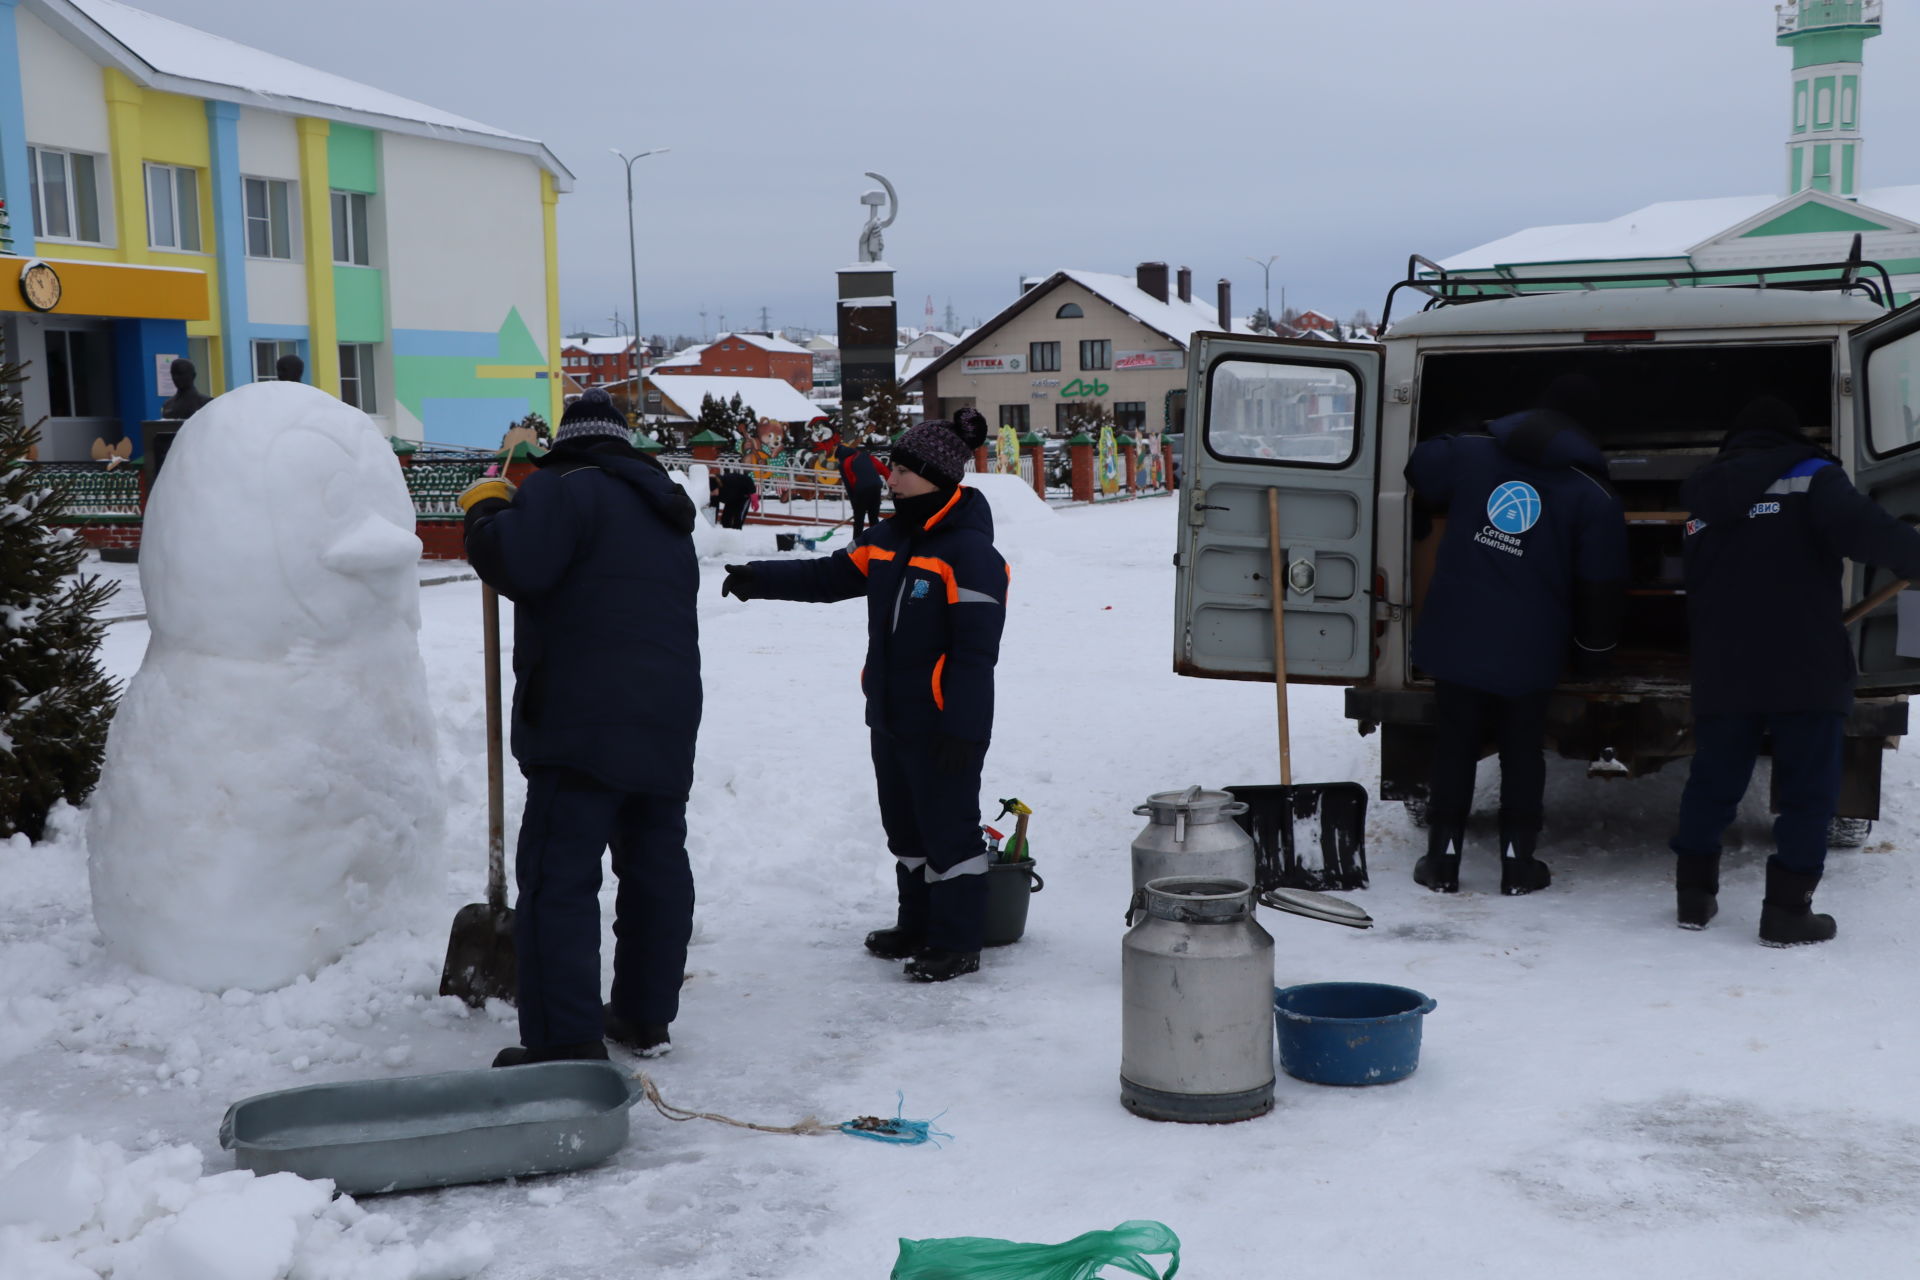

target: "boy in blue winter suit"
[1405,380,1628,896]
[722,408,1006,982]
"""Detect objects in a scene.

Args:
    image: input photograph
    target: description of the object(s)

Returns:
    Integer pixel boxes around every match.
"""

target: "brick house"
[653,332,812,391]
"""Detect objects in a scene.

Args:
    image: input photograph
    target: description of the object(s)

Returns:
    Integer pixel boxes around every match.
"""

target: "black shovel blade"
[438,902,518,1008]
[1228,782,1370,892]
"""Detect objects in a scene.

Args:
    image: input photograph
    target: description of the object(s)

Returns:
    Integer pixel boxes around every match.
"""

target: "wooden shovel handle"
[1843,577,1910,627]
[482,585,507,913]
[1268,489,1291,787]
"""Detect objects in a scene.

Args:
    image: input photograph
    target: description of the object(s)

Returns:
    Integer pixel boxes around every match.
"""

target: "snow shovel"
[1228,488,1370,892]
[439,584,517,1007]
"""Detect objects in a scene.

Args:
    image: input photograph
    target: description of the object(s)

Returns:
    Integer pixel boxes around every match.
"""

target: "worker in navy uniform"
[458,388,702,1065]
[1405,378,1628,896]
[835,437,892,535]
[1672,395,1920,945]
[720,412,1006,982]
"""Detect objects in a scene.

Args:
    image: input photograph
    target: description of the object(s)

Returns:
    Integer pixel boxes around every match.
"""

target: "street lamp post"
[613,146,670,422]
[1246,255,1278,331]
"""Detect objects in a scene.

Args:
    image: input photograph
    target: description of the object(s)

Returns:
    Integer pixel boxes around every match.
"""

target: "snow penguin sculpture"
[88,382,445,991]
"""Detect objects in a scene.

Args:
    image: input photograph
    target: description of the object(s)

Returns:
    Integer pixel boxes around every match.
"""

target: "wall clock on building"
[19,260,61,312]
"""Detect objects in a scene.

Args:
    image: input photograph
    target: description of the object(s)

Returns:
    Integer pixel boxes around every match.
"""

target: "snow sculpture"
[88,382,444,991]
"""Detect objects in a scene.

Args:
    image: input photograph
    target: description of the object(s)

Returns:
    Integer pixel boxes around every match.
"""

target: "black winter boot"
[904,949,981,982]
[1759,861,1837,947]
[866,863,931,959]
[1675,856,1720,930]
[492,1041,610,1068]
[1413,825,1462,893]
[603,1003,672,1057]
[1498,830,1551,897]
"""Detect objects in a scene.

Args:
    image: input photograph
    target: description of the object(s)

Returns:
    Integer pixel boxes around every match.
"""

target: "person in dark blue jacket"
[720,413,1005,982]
[1672,395,1920,945]
[835,439,892,535]
[1406,381,1628,896]
[458,389,702,1065]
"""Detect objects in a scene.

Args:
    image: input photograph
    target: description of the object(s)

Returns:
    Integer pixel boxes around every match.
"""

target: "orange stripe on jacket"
[907,556,960,603]
[923,488,964,531]
[848,545,897,576]
[931,654,946,710]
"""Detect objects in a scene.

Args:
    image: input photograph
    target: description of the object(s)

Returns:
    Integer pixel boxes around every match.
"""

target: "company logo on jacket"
[1487,481,1542,534]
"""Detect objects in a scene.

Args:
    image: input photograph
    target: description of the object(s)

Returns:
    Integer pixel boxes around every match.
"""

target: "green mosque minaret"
[1778,1,1883,198]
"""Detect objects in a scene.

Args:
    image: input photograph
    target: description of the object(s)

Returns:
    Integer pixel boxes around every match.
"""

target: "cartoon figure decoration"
[996,425,1021,475]
[1138,435,1163,491]
[1097,425,1121,498]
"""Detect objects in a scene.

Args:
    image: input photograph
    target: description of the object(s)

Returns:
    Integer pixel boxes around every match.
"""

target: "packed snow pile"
[0,1130,490,1280]
[961,471,1056,538]
[87,383,444,992]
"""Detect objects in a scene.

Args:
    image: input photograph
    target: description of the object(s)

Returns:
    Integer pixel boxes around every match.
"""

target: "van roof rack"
[1380,233,1894,328]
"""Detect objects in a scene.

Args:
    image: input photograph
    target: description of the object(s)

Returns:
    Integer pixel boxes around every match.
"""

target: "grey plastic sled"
[219,1060,641,1195]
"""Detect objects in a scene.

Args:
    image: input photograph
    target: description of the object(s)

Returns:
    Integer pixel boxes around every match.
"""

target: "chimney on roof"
[1217,279,1232,331]
[1136,261,1169,303]
[1020,277,1039,295]
[1176,266,1192,303]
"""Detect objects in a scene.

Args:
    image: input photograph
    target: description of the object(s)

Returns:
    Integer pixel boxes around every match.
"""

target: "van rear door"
[1848,303,1920,693]
[1173,335,1382,683]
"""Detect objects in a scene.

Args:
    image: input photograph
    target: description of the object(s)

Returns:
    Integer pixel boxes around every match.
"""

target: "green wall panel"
[328,124,378,193]
[334,266,385,342]
[1742,200,1888,237]
[393,308,547,423]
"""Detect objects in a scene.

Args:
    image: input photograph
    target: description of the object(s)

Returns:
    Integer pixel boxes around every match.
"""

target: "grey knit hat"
[556,388,629,444]
[892,411,989,489]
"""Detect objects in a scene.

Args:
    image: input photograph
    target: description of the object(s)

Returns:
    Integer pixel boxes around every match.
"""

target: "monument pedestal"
[837,265,897,406]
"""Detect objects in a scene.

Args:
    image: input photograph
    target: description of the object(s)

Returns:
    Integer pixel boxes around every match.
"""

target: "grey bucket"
[982,859,1043,946]
[219,1060,642,1194]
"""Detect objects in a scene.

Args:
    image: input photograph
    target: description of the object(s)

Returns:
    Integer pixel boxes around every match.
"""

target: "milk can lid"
[1136,785,1248,825]
[1259,887,1374,930]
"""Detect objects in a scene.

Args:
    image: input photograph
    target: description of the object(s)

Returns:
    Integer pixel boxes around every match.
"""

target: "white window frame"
[145,163,202,252]
[252,339,301,383]
[338,343,378,413]
[243,176,295,260]
[330,189,370,266]
[26,145,105,244]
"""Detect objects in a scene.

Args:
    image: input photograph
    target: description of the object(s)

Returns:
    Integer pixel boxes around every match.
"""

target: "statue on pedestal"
[160,358,212,420]
[858,171,898,264]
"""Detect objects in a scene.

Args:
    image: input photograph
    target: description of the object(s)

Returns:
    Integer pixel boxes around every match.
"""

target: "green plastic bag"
[891,1219,1179,1280]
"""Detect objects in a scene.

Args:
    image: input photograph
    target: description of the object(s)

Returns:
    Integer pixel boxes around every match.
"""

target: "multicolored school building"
[0,0,571,459]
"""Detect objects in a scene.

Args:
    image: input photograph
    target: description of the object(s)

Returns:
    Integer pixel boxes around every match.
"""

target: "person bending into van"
[1671,395,1920,945]
[718,414,1005,982]
[1405,378,1627,895]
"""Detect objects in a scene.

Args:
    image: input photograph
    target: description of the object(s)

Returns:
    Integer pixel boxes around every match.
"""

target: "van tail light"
[1373,569,1389,637]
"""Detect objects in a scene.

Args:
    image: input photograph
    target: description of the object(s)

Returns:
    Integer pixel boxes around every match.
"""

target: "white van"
[1172,255,1920,840]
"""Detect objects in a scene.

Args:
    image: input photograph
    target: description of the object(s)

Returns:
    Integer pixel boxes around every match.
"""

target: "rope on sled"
[632,1076,946,1146]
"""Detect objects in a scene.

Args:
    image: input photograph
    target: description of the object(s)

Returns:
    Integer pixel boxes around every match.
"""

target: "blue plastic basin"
[1273,982,1437,1086]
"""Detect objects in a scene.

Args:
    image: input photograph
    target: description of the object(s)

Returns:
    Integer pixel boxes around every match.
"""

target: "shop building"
[906,263,1249,438]
[1,0,571,459]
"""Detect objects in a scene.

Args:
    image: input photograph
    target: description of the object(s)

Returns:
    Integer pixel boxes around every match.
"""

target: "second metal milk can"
[1120,876,1276,1124]
[1128,786,1255,923]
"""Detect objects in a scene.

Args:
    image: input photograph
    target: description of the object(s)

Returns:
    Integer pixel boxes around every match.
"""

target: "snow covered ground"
[5,489,1920,1278]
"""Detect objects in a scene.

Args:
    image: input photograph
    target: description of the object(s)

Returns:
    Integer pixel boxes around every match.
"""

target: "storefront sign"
[1060,378,1109,399]
[962,354,1026,375]
[1114,349,1185,371]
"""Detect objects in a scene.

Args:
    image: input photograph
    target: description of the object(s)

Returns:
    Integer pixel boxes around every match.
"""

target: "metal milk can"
[1128,786,1255,923]
[1121,876,1276,1124]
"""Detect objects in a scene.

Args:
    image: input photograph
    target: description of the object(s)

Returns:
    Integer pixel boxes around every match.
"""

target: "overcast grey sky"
[136,0,1920,339]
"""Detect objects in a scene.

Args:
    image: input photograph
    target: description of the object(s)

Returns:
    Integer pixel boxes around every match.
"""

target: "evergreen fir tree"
[0,332,119,840]
[697,392,731,440]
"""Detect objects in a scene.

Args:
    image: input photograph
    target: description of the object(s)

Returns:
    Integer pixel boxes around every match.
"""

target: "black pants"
[850,483,883,536]
[719,499,749,529]
[514,766,695,1049]
[1428,680,1551,846]
[1670,711,1844,876]
[870,730,989,952]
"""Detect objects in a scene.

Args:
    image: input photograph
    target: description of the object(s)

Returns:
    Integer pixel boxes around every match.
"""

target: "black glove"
[931,734,983,776]
[721,563,757,601]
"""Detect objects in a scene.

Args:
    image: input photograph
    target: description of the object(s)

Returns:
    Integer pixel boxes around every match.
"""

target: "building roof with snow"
[43,0,572,186]
[565,336,640,356]
[645,375,825,425]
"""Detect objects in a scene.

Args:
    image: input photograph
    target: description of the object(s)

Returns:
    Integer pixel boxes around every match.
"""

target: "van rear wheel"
[1828,817,1873,848]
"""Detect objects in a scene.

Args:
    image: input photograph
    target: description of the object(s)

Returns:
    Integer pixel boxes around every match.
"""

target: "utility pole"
[1246,255,1279,331]
[758,305,771,332]
[698,307,708,341]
